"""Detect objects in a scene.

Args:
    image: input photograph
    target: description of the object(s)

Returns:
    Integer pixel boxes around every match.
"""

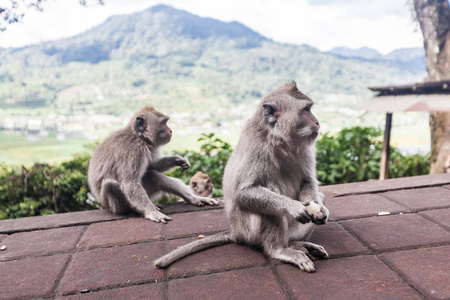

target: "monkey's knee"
[100,179,130,214]
[288,222,314,242]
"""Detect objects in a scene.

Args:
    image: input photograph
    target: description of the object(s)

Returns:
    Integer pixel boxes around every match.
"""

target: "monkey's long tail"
[154,231,234,268]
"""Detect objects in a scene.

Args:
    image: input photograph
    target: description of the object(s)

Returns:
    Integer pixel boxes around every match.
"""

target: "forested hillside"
[0,4,425,122]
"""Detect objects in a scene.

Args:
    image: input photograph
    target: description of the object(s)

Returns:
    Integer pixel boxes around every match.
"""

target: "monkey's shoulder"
[99,129,150,150]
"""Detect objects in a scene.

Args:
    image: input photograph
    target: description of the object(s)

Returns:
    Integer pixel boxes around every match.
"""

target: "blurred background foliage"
[316,127,429,185]
[166,133,232,197]
[0,127,429,219]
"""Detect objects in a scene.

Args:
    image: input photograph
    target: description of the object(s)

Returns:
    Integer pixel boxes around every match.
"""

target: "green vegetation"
[0,128,430,220]
[316,127,430,185]
[167,133,233,197]
[0,146,97,219]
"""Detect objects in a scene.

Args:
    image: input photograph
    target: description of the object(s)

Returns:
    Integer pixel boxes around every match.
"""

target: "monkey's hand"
[289,202,312,224]
[145,210,173,224]
[305,201,329,225]
[190,196,219,207]
[174,156,190,171]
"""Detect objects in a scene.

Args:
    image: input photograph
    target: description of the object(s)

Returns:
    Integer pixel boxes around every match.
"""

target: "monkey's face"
[189,173,214,197]
[262,97,320,144]
[156,116,173,145]
[295,101,320,140]
[133,106,173,146]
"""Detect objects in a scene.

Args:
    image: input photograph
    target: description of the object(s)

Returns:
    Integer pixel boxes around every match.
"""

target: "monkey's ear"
[289,80,297,88]
[135,116,145,133]
[263,103,278,125]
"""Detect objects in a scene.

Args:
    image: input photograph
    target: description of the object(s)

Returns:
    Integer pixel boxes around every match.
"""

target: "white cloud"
[0,0,423,54]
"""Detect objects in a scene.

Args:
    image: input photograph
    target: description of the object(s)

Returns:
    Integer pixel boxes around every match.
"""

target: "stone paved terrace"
[1,174,450,300]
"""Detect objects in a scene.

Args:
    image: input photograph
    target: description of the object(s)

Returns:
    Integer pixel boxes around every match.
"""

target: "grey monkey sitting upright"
[154,81,329,272]
[88,105,219,223]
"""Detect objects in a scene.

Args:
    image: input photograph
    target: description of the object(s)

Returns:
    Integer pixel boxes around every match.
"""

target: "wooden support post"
[379,113,393,180]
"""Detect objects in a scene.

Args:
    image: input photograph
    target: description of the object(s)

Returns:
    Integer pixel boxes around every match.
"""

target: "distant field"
[392,125,429,146]
[0,116,429,167]
[390,124,430,154]
[0,133,92,166]
[0,131,240,167]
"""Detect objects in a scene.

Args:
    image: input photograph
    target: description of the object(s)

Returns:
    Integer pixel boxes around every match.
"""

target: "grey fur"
[88,106,219,223]
[154,82,329,271]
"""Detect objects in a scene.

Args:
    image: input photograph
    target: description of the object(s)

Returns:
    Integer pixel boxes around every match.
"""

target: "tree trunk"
[413,0,450,174]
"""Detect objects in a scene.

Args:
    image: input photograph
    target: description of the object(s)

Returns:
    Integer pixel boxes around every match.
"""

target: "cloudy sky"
[0,0,423,54]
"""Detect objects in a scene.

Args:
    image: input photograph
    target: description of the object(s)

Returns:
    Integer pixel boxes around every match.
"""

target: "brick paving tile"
[58,242,164,295]
[340,213,450,252]
[77,218,163,250]
[381,187,450,211]
[380,245,450,300]
[309,222,370,258]
[168,266,288,300]
[0,254,70,300]
[161,199,225,215]
[166,237,267,278]
[165,209,228,238]
[419,208,450,230]
[57,283,164,300]
[442,184,450,190]
[0,210,123,234]
[277,255,422,300]
[326,193,408,220]
[0,234,6,242]
[0,226,84,261]
[320,173,450,197]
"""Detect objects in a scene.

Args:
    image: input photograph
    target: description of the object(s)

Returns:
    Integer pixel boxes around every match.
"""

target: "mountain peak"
[34,5,267,64]
[328,46,381,60]
[148,4,178,13]
[144,5,266,42]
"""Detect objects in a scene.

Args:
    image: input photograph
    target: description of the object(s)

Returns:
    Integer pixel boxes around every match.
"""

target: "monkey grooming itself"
[88,106,219,223]
[155,81,329,272]
[190,171,214,197]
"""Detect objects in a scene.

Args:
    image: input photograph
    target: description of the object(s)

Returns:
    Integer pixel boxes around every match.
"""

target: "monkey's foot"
[145,211,172,224]
[271,248,316,273]
[292,241,329,260]
[191,197,219,206]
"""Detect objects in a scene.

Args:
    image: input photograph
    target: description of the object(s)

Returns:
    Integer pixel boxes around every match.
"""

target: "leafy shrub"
[316,126,430,185]
[316,127,383,185]
[390,151,430,178]
[0,147,97,220]
[0,128,430,219]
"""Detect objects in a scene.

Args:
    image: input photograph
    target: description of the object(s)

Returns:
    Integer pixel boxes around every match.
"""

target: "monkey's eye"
[303,106,311,112]
[161,118,169,125]
[191,182,197,188]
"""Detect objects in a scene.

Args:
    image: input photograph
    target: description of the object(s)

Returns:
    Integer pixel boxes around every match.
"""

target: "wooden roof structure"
[359,80,450,180]
[360,80,450,113]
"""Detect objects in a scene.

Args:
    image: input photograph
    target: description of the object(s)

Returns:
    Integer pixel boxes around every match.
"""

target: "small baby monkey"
[189,171,214,197]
